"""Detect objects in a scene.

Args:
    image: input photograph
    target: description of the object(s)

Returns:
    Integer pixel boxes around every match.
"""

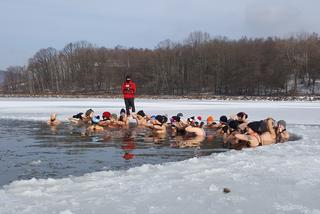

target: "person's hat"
[102,111,111,119]
[207,116,214,124]
[92,116,100,124]
[125,75,131,80]
[228,120,239,130]
[219,115,228,123]
[162,115,168,123]
[73,112,84,119]
[137,110,146,117]
[111,113,118,120]
[237,112,248,119]
[155,115,163,123]
[247,121,261,133]
[171,116,181,123]
[120,108,126,115]
[177,113,183,118]
[277,120,287,129]
[187,116,195,123]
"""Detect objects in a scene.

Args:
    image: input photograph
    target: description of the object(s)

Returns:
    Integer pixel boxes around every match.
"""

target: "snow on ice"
[0,98,320,214]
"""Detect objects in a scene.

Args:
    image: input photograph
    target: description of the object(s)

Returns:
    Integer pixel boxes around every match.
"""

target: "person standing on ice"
[122,75,136,116]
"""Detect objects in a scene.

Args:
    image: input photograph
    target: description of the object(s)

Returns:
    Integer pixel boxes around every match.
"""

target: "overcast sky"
[0,0,319,70]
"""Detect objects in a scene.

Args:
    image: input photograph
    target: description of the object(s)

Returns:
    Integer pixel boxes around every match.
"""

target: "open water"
[0,119,228,186]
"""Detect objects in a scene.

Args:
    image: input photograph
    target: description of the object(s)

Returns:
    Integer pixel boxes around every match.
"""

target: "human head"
[102,111,111,120]
[92,116,100,124]
[73,112,84,119]
[155,115,166,125]
[85,109,94,118]
[162,115,168,123]
[177,113,183,118]
[247,121,260,134]
[228,120,239,131]
[187,116,195,125]
[194,118,204,127]
[207,116,214,124]
[111,113,118,120]
[277,120,287,129]
[50,113,57,121]
[171,116,181,123]
[137,110,146,118]
[219,115,228,124]
[120,108,126,116]
[125,75,131,82]
[237,112,248,120]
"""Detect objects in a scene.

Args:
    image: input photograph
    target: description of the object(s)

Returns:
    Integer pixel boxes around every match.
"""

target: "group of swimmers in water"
[47,108,290,150]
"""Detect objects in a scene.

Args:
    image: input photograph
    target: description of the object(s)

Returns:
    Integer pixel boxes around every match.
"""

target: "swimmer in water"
[147,115,167,134]
[82,109,94,124]
[116,108,129,128]
[234,121,262,147]
[87,116,104,132]
[132,110,148,126]
[234,118,276,148]
[276,120,290,142]
[185,116,206,137]
[47,113,61,126]
[170,114,188,134]
[236,112,249,131]
[205,115,219,128]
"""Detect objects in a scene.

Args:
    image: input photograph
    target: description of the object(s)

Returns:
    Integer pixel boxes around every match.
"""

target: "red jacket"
[122,80,136,99]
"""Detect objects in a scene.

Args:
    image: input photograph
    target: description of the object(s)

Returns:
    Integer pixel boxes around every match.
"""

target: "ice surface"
[0,98,320,214]
[0,97,319,124]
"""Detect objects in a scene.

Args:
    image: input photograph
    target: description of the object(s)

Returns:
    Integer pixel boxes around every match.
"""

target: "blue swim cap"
[92,116,100,124]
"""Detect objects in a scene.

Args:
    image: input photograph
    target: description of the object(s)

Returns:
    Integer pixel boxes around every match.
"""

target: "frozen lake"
[0,98,320,214]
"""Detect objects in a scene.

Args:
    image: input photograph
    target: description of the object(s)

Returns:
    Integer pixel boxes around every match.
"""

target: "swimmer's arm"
[124,117,129,125]
[185,126,195,133]
[115,120,125,125]
[223,133,228,144]
[178,121,188,128]
[98,120,109,126]
[152,124,164,130]
[131,113,137,119]
[212,123,221,128]
[224,132,236,143]
[146,124,154,129]
[235,134,249,141]
[239,123,247,131]
[280,131,290,140]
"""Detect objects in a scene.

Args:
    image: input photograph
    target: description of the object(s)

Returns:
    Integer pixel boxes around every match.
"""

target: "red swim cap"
[102,111,111,119]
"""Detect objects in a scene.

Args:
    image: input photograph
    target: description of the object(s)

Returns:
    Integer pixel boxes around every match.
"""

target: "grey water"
[0,119,227,186]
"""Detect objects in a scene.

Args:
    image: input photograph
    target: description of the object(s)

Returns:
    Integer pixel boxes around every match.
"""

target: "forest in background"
[2,31,320,96]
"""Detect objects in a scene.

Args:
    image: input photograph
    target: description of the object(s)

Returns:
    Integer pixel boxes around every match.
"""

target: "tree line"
[3,32,320,96]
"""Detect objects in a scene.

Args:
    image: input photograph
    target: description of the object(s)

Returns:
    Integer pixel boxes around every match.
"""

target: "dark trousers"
[124,98,135,115]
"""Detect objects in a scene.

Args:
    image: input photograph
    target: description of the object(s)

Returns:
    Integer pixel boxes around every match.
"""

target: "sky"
[0,0,320,70]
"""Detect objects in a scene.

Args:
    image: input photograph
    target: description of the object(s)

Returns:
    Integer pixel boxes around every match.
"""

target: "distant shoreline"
[0,93,319,101]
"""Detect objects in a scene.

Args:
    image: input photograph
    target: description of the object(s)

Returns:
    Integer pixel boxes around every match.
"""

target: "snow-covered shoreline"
[1,94,320,101]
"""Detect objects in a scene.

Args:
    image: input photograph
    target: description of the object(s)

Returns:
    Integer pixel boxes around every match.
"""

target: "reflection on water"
[0,119,226,186]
